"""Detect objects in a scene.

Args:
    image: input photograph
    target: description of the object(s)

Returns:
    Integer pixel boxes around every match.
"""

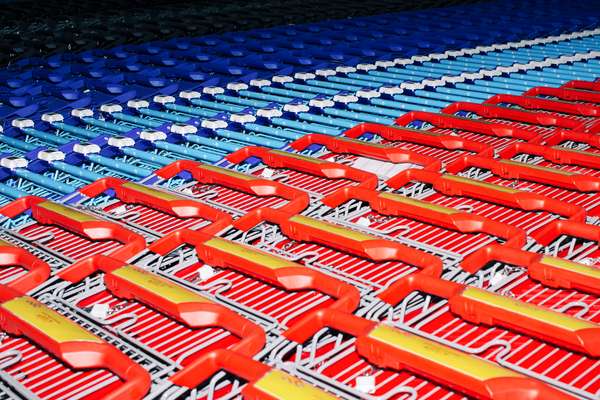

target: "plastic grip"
[149,230,360,315]
[442,102,582,130]
[79,177,233,234]
[499,142,600,171]
[395,111,539,141]
[343,122,492,156]
[378,268,600,355]
[226,146,379,189]
[446,155,600,192]
[58,255,266,358]
[0,293,151,400]
[0,196,146,261]
[0,240,50,293]
[451,287,600,357]
[524,87,600,104]
[562,80,600,92]
[458,243,600,296]
[153,160,310,215]
[234,207,443,274]
[357,324,575,400]
[322,186,526,247]
[284,307,574,400]
[289,133,440,170]
[386,169,585,221]
[485,94,600,116]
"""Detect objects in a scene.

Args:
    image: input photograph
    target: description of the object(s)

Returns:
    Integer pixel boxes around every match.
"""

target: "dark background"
[0,0,482,65]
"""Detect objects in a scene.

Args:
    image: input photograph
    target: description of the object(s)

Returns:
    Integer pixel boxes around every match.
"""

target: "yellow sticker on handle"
[270,149,326,164]
[0,239,14,248]
[2,296,101,343]
[461,287,596,332]
[379,192,457,215]
[500,159,574,176]
[289,215,374,241]
[442,174,521,194]
[204,237,300,270]
[253,369,337,400]
[111,265,212,304]
[36,201,98,222]
[446,114,491,125]
[122,182,182,201]
[367,323,519,381]
[197,164,254,180]
[336,136,389,149]
[540,256,600,280]
[551,146,600,158]
[392,125,443,137]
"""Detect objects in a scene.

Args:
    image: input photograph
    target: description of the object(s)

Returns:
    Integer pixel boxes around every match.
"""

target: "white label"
[111,205,129,215]
[489,272,506,287]
[355,375,376,394]
[261,168,274,178]
[91,303,110,319]
[197,265,215,281]
[356,217,371,228]
[352,157,420,180]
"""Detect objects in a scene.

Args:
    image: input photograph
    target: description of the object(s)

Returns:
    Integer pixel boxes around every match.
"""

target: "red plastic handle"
[378,269,453,304]
[169,348,268,389]
[322,186,526,247]
[446,155,600,192]
[356,322,575,400]
[484,95,600,130]
[226,146,379,189]
[394,111,539,141]
[289,133,441,170]
[499,142,600,171]
[483,93,600,134]
[531,219,600,247]
[380,270,600,356]
[149,229,360,315]
[233,207,444,275]
[284,307,574,400]
[386,169,585,221]
[0,286,151,400]
[0,196,146,261]
[170,348,338,399]
[562,80,600,92]
[543,129,600,149]
[442,101,583,130]
[450,285,600,356]
[0,240,50,293]
[343,122,493,156]
[154,160,309,215]
[58,255,265,357]
[524,86,600,104]
[461,244,600,296]
[79,177,232,234]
